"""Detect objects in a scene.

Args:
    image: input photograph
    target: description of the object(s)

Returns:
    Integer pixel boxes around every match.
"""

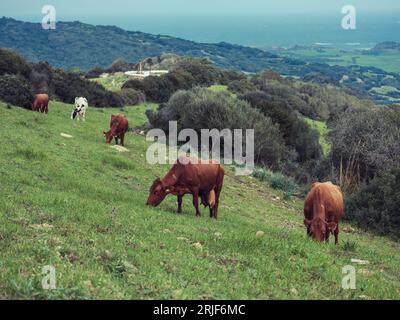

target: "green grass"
[209,85,228,92]
[91,74,131,92]
[305,118,331,156]
[1,101,400,299]
[279,48,400,73]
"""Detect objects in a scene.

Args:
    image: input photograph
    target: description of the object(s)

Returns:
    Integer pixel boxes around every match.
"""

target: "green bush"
[269,172,298,198]
[0,74,34,109]
[252,167,272,182]
[117,88,145,106]
[346,168,400,238]
[330,107,400,183]
[240,91,322,163]
[228,79,256,95]
[0,48,31,78]
[146,87,293,169]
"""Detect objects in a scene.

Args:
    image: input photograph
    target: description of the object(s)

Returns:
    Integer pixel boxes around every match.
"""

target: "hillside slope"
[0,102,400,299]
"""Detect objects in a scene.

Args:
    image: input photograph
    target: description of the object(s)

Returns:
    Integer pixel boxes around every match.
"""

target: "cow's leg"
[121,134,125,146]
[192,189,201,217]
[177,195,183,213]
[325,231,330,243]
[213,189,221,219]
[115,137,119,145]
[82,111,86,122]
[209,207,214,218]
[334,226,339,245]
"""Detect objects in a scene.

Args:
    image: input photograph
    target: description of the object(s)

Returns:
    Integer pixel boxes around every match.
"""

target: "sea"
[16,12,400,50]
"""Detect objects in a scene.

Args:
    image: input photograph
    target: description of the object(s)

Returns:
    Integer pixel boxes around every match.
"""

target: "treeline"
[0,48,137,108]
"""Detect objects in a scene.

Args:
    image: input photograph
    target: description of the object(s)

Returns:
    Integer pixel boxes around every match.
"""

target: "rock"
[351,259,370,265]
[358,269,373,276]
[111,145,129,152]
[256,231,265,237]
[29,223,54,230]
[192,242,203,249]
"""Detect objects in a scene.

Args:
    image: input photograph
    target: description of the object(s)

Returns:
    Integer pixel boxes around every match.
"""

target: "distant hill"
[372,41,400,52]
[0,17,280,72]
[1,17,400,104]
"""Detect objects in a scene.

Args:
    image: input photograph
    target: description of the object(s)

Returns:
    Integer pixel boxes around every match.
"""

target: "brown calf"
[103,114,129,146]
[32,94,49,113]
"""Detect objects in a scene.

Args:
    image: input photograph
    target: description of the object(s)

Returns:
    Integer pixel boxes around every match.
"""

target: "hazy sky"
[1,0,399,19]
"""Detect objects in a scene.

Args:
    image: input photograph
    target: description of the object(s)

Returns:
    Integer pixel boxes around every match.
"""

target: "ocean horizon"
[8,12,400,49]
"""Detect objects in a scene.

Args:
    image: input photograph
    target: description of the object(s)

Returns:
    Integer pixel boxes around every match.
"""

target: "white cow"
[71,97,88,121]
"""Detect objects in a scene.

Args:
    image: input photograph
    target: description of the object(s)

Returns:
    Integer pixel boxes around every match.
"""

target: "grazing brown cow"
[103,114,129,146]
[32,94,49,113]
[304,181,344,244]
[146,156,225,219]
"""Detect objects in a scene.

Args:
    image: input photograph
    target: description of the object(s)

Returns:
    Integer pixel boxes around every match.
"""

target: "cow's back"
[176,156,223,192]
[305,182,344,221]
[35,94,49,104]
[111,115,128,132]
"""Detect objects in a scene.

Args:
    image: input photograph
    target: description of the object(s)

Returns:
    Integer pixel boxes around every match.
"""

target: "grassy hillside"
[304,118,331,156]
[91,75,131,92]
[277,47,400,73]
[1,102,400,299]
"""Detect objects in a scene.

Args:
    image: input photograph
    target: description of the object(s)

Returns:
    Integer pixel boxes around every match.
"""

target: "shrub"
[269,172,298,198]
[240,91,322,163]
[86,67,105,79]
[329,107,400,188]
[346,168,400,238]
[146,87,293,169]
[108,59,135,73]
[52,69,124,107]
[0,48,31,78]
[0,74,34,109]
[252,167,272,182]
[117,88,145,106]
[228,79,256,95]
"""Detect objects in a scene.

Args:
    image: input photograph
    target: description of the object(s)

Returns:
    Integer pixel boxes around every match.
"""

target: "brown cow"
[146,156,225,219]
[103,114,129,146]
[32,94,49,113]
[304,181,344,244]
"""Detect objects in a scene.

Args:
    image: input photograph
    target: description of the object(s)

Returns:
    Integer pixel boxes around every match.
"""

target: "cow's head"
[146,178,169,207]
[103,130,114,144]
[304,217,327,242]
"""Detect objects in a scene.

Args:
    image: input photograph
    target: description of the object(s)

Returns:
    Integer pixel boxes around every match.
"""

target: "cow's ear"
[304,219,312,227]
[327,221,337,232]
[311,182,319,189]
[75,97,78,102]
